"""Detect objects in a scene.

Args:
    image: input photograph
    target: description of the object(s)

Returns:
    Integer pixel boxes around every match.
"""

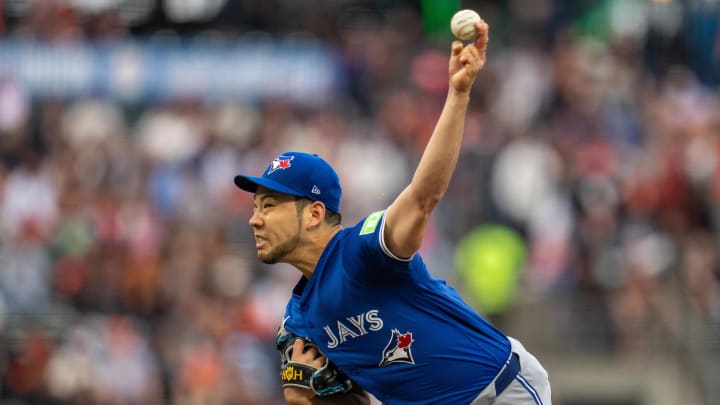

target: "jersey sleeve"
[343,210,416,280]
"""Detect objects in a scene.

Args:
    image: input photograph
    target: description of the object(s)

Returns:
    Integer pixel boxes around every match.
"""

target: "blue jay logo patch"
[379,329,415,367]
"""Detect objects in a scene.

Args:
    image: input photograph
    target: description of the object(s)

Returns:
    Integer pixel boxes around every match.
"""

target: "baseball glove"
[275,324,353,396]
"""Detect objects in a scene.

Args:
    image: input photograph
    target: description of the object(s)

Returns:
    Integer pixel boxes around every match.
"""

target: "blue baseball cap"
[234,151,342,213]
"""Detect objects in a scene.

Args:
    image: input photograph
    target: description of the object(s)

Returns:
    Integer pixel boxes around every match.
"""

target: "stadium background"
[0,0,718,404]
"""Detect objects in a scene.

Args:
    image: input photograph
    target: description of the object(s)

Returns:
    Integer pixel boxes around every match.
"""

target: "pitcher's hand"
[283,338,326,405]
[449,20,489,93]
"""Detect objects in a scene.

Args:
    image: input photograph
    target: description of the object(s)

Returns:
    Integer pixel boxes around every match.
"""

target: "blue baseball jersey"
[282,210,511,405]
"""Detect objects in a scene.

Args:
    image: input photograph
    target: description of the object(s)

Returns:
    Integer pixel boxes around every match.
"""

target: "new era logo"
[311,185,321,195]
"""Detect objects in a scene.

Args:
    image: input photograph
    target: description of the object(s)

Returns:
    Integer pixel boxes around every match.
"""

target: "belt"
[494,352,520,395]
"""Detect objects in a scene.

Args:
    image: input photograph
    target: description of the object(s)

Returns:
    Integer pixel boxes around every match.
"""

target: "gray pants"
[470,337,552,405]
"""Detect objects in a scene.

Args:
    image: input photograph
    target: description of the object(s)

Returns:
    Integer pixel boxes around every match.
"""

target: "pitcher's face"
[249,187,303,264]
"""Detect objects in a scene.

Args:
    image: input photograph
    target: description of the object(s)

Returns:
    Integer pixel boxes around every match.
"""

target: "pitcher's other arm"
[384,21,489,259]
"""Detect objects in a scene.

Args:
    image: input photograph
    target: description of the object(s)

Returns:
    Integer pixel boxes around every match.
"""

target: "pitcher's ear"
[305,200,327,230]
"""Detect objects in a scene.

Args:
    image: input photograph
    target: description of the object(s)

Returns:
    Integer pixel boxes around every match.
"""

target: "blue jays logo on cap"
[233,151,342,213]
[268,155,294,174]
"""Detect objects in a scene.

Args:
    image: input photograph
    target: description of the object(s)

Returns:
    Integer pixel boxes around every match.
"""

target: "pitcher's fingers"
[474,21,489,50]
[461,43,480,60]
[451,41,463,56]
[303,344,318,356]
[291,338,306,360]
[311,350,325,361]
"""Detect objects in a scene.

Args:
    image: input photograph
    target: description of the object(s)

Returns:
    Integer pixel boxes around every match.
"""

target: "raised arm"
[384,20,489,259]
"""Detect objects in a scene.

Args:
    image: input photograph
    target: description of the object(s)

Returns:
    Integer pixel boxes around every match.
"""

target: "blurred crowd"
[1,1,719,404]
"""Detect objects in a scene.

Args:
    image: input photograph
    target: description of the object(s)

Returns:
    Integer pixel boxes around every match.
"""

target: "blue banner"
[0,38,342,104]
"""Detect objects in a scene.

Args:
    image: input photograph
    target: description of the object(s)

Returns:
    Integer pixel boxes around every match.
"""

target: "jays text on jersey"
[281,210,512,405]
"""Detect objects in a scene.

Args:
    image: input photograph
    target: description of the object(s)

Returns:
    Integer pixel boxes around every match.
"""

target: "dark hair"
[294,197,342,226]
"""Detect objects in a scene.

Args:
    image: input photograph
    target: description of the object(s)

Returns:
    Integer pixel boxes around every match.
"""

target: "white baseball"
[450,9,482,41]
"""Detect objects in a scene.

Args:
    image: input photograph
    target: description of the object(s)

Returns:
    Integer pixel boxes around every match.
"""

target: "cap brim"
[233,175,303,197]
